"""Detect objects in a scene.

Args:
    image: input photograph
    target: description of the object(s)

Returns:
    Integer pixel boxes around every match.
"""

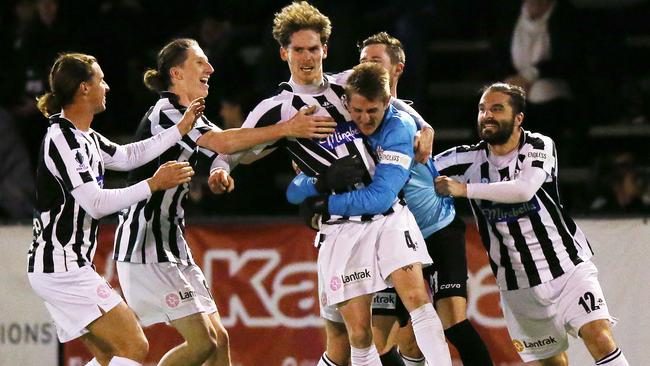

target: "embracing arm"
[197,105,335,155]
[435,165,548,203]
[102,98,205,171]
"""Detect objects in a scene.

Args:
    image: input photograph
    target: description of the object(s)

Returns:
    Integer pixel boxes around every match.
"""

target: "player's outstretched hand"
[147,161,194,192]
[284,105,336,139]
[414,126,434,164]
[177,97,206,136]
[208,168,235,194]
[434,175,466,198]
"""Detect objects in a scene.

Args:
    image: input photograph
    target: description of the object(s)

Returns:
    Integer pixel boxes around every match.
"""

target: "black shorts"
[423,216,469,301]
[371,287,410,327]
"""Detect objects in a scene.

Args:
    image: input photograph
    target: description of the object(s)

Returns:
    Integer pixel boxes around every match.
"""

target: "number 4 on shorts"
[404,231,418,251]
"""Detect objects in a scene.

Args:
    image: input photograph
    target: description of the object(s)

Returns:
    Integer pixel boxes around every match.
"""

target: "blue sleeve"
[286,173,320,204]
[390,99,430,131]
[328,117,415,216]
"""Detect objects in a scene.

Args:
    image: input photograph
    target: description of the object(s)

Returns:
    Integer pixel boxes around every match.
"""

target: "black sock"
[444,319,493,366]
[379,346,406,366]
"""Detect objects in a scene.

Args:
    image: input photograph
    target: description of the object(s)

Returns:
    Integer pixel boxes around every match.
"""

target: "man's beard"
[478,118,515,145]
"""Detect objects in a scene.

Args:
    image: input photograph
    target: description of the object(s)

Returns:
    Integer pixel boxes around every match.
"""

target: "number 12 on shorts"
[578,291,601,313]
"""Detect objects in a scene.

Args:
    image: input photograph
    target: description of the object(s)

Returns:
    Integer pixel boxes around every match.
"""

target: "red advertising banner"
[63,220,526,366]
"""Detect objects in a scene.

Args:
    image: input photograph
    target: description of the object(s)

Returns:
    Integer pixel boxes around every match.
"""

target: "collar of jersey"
[280,76,329,94]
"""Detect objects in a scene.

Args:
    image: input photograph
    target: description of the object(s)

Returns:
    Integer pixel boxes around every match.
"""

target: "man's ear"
[395,62,404,78]
[170,66,182,81]
[280,47,288,61]
[515,112,524,127]
[79,82,89,96]
[322,43,328,59]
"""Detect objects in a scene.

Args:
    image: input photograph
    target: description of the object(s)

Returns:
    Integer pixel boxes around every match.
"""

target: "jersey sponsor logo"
[372,292,397,310]
[513,336,558,352]
[341,268,372,286]
[376,146,411,170]
[479,197,541,223]
[318,122,360,150]
[74,150,89,171]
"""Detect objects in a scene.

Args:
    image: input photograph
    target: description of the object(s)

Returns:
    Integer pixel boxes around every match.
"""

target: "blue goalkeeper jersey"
[403,161,455,238]
[287,105,415,217]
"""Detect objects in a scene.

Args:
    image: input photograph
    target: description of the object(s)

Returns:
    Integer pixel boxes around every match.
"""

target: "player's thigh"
[170,312,216,345]
[86,301,148,352]
[390,263,430,311]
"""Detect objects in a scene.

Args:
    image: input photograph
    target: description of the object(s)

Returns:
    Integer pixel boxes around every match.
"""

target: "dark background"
[1,0,649,221]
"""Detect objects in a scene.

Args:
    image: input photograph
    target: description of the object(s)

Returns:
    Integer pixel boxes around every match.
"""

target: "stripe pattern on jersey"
[241,78,400,223]
[434,130,592,290]
[29,115,115,273]
[114,92,217,264]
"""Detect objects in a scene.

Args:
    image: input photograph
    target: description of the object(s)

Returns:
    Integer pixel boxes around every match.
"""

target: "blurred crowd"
[1,0,649,221]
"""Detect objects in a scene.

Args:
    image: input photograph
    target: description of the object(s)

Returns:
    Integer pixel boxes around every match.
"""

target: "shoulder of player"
[521,129,554,151]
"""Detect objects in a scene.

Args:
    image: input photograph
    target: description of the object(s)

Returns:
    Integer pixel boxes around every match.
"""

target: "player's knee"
[346,323,374,348]
[580,320,616,357]
[399,287,430,311]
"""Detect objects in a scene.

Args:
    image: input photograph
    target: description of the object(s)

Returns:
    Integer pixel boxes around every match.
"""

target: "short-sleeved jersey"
[433,129,593,290]
[29,115,115,273]
[113,92,218,264]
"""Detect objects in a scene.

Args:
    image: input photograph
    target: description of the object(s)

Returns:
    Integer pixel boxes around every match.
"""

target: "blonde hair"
[345,63,391,103]
[272,1,331,47]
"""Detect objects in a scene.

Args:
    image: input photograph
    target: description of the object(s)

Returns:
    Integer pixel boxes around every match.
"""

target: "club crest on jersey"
[74,150,88,171]
[319,121,360,150]
[480,197,541,223]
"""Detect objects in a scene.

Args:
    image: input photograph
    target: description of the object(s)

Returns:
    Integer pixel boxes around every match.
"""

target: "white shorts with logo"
[318,203,432,308]
[117,262,217,327]
[501,260,615,362]
[28,266,123,342]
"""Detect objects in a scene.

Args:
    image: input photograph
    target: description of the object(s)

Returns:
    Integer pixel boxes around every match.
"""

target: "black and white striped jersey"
[213,76,402,223]
[433,129,593,290]
[28,115,137,273]
[113,92,218,264]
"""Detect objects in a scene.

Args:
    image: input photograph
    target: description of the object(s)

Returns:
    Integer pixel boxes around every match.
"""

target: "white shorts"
[28,266,123,342]
[318,204,431,307]
[501,261,615,362]
[117,262,217,327]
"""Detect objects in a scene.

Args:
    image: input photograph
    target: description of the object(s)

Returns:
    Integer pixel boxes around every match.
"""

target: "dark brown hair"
[481,82,527,114]
[358,32,405,65]
[144,38,198,92]
[37,53,96,117]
